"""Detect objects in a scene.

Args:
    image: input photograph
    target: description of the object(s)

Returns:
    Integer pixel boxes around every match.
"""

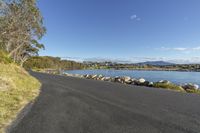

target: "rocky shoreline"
[63,73,200,94]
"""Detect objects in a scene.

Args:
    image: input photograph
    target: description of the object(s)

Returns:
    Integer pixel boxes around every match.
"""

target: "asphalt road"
[10,72,200,133]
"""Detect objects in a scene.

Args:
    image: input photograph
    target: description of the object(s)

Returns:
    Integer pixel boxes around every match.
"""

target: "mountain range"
[136,61,175,66]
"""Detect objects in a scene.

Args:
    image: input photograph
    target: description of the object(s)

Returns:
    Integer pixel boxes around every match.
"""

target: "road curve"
[10,72,200,133]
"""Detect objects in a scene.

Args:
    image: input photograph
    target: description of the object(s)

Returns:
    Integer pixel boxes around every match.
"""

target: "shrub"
[153,82,185,92]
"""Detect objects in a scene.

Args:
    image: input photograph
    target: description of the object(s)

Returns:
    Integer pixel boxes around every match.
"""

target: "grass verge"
[0,63,41,133]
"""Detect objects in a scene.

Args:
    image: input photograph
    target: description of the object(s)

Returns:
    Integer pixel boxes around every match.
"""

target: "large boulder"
[124,76,132,84]
[159,80,171,84]
[80,75,85,78]
[177,86,186,92]
[114,77,123,83]
[103,77,111,81]
[143,81,150,86]
[113,76,120,82]
[134,78,146,85]
[86,74,92,79]
[148,82,154,87]
[83,74,87,78]
[138,78,146,83]
[74,74,82,78]
[98,75,103,78]
[97,75,104,80]
[92,75,98,79]
[182,83,199,92]
[111,76,120,82]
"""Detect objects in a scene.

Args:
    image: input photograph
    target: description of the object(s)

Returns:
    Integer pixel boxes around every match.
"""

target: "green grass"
[0,63,41,133]
[153,82,185,92]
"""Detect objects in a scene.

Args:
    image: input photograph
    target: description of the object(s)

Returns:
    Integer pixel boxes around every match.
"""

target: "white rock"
[86,74,92,79]
[138,78,145,83]
[92,75,98,79]
[98,75,103,78]
[193,84,199,90]
[104,77,111,81]
[182,83,199,91]
[159,80,171,84]
[124,76,131,81]
[148,82,154,86]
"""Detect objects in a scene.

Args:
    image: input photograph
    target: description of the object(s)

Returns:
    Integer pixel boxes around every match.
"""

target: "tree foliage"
[0,0,46,66]
[24,56,85,70]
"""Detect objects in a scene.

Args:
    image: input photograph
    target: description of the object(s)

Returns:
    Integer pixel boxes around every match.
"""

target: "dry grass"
[0,63,41,133]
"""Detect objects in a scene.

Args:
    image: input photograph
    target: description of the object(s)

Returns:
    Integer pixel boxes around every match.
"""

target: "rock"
[159,80,171,84]
[74,74,82,77]
[182,83,199,91]
[131,78,136,82]
[97,75,104,80]
[98,75,103,78]
[110,78,115,82]
[138,78,146,84]
[130,78,136,85]
[83,74,87,78]
[65,73,74,77]
[111,77,119,82]
[104,77,111,81]
[148,82,154,87]
[92,75,98,79]
[101,77,105,81]
[193,84,199,89]
[124,76,131,81]
[177,86,185,92]
[143,81,150,86]
[125,80,132,84]
[80,75,85,78]
[116,77,123,83]
[124,76,132,84]
[86,74,92,79]
[113,76,122,83]
[133,78,147,86]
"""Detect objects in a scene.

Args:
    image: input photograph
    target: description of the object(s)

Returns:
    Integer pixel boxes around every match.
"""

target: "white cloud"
[173,48,187,51]
[130,15,137,20]
[192,47,200,50]
[159,46,200,52]
[130,14,141,21]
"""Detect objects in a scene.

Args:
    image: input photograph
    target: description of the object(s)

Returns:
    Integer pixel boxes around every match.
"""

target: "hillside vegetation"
[24,56,85,70]
[0,52,41,132]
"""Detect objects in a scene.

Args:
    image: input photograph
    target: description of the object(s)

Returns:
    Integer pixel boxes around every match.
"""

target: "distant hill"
[136,61,175,66]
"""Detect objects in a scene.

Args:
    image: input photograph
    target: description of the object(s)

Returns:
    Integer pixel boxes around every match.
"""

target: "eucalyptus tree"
[0,0,46,66]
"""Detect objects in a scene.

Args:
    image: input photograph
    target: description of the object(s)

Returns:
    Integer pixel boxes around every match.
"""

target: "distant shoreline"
[80,68,200,73]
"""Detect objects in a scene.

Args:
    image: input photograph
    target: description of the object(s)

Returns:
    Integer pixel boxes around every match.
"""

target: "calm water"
[65,69,200,85]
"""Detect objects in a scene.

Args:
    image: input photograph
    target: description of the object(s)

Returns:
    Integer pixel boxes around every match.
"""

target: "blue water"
[65,69,200,85]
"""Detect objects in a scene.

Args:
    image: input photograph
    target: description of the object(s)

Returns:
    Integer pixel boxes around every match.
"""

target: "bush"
[153,82,185,92]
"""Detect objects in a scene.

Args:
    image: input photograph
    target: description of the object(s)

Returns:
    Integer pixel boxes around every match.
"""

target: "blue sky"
[38,0,200,63]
